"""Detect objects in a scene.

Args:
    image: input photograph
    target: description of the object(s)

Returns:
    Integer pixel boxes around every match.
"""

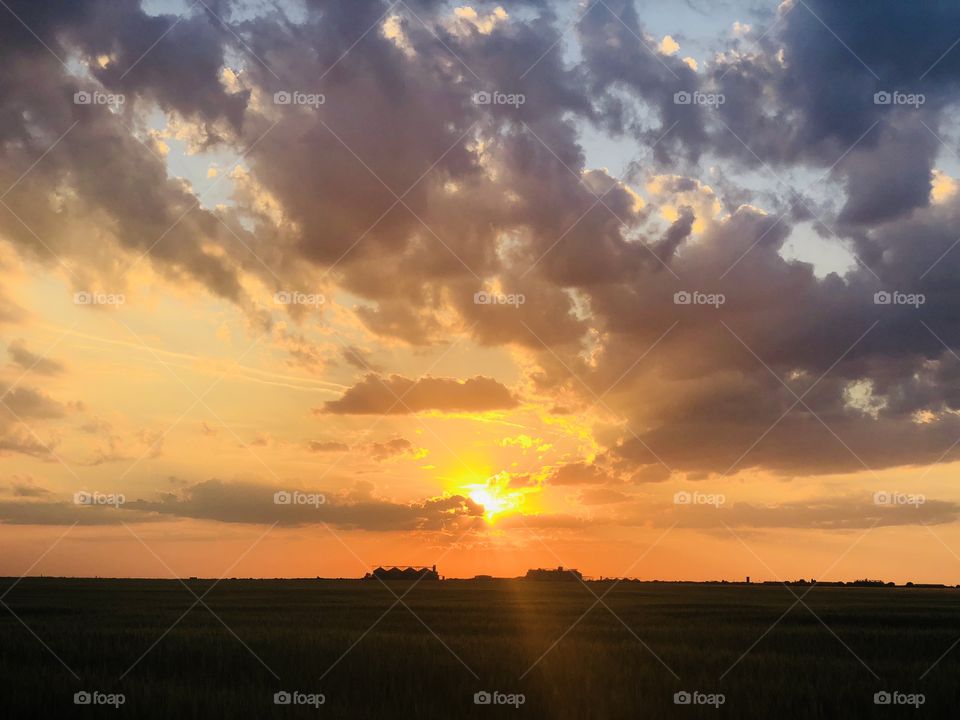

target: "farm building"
[524,566,583,581]
[365,565,440,581]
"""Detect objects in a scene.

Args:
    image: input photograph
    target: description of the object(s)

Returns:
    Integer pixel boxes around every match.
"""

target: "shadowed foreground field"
[1,578,959,718]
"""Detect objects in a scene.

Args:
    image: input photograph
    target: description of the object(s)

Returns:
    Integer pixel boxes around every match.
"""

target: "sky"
[4,0,960,582]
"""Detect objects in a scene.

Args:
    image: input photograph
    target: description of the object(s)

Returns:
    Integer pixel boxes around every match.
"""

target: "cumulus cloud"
[1,0,960,486]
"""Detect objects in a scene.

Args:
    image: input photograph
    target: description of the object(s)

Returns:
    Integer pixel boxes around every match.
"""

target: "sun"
[468,487,512,519]
[464,472,525,522]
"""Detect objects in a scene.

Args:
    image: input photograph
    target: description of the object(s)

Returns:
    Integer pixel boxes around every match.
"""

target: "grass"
[1,578,959,718]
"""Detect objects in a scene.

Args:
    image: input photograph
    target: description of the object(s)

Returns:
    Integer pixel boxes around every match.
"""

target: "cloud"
[0,386,65,419]
[340,345,382,372]
[629,465,672,484]
[579,487,630,505]
[368,437,426,462]
[79,428,165,466]
[0,0,262,314]
[0,479,487,530]
[0,292,25,326]
[1,0,960,485]
[549,461,619,485]
[0,500,155,526]
[322,374,518,414]
[307,440,349,453]
[0,426,57,459]
[650,495,960,530]
[6,476,52,498]
[275,328,327,374]
[132,479,483,530]
[7,341,65,375]
[497,512,587,530]
[698,0,960,228]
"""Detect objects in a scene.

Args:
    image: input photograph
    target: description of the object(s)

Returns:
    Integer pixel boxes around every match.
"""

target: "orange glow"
[462,472,528,522]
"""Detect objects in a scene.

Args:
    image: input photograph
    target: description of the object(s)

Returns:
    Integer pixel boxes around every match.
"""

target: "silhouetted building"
[365,565,439,581]
[524,566,583,581]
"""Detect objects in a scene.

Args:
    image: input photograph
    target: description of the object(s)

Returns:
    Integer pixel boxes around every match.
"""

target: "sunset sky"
[4,0,960,582]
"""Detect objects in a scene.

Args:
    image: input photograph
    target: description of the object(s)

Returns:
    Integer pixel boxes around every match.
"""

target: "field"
[1,578,958,718]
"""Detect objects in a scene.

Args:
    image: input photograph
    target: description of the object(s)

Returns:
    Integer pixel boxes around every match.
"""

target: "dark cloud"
[629,465,672,484]
[577,0,707,162]
[549,461,619,485]
[127,479,483,530]
[0,500,150,526]
[700,0,960,226]
[322,374,518,414]
[835,119,936,226]
[0,479,485,530]
[83,3,249,129]
[0,0,258,311]
[2,0,960,483]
